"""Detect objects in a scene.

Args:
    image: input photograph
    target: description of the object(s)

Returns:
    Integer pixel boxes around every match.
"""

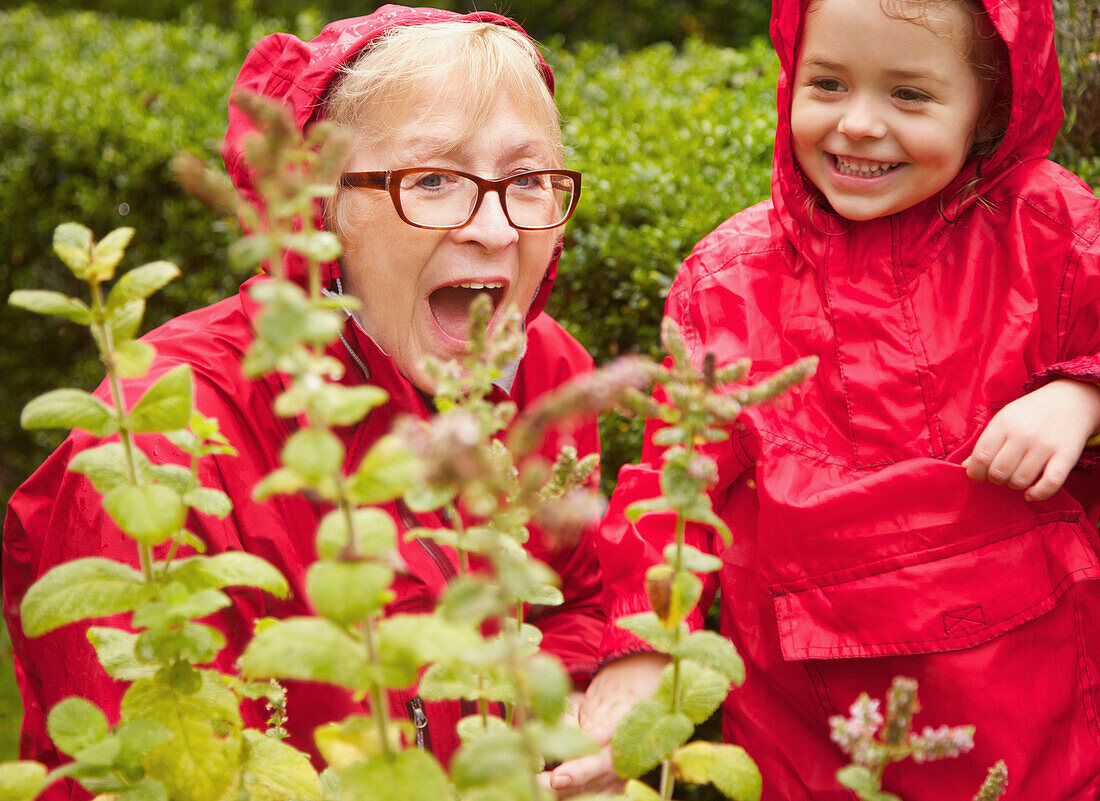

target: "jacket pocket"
[771,510,1100,660]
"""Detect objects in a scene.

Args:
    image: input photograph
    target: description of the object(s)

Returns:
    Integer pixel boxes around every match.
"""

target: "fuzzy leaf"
[113,340,157,378]
[52,222,94,278]
[377,615,481,687]
[120,674,242,801]
[314,716,409,771]
[21,389,117,437]
[238,729,322,801]
[87,628,157,681]
[404,484,453,513]
[8,289,91,324]
[117,779,167,801]
[625,779,663,801]
[451,728,537,788]
[616,612,684,653]
[656,660,730,725]
[253,467,307,500]
[340,749,452,801]
[106,261,180,311]
[107,299,147,342]
[671,631,745,685]
[323,384,388,426]
[182,487,233,519]
[672,742,762,801]
[527,653,571,724]
[528,720,598,763]
[125,364,192,433]
[417,662,481,702]
[102,484,184,546]
[663,543,723,573]
[89,227,136,281]
[0,762,48,801]
[624,495,673,523]
[47,697,109,757]
[306,561,394,627]
[239,617,372,690]
[349,434,421,505]
[285,231,342,263]
[314,508,397,560]
[165,553,289,599]
[283,428,344,484]
[611,698,694,779]
[69,443,130,494]
[20,558,145,637]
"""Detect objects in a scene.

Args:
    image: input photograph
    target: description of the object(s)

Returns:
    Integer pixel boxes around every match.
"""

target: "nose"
[836,94,887,140]
[453,189,519,252]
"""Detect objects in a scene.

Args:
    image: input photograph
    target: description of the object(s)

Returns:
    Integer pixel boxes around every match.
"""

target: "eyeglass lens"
[397,171,576,229]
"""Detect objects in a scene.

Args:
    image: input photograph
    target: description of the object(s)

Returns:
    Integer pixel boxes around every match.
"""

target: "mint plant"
[830,677,1008,801]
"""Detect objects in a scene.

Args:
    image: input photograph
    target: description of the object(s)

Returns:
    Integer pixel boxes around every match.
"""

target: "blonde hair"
[324,21,563,238]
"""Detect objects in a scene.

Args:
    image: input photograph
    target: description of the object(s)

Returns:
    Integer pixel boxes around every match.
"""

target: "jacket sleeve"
[1023,199,1100,464]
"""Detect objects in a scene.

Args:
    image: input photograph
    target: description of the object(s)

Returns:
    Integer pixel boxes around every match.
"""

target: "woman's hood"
[768,0,1063,254]
[220,4,560,322]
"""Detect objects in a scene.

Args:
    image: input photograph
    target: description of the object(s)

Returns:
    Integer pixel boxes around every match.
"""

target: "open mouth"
[429,281,506,341]
[832,154,903,178]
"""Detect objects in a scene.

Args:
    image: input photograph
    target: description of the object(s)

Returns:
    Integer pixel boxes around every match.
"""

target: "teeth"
[834,155,900,177]
[458,282,504,290]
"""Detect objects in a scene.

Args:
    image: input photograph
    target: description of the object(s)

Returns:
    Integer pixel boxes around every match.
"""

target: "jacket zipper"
[406,695,432,751]
[396,498,458,582]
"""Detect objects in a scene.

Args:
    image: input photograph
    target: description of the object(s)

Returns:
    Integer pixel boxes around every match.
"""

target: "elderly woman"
[3,5,602,791]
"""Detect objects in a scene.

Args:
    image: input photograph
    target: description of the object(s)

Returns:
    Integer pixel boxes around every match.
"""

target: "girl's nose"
[836,95,888,140]
[453,190,519,252]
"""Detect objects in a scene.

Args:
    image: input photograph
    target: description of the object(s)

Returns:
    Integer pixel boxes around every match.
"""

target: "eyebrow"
[800,57,950,85]
[400,137,547,165]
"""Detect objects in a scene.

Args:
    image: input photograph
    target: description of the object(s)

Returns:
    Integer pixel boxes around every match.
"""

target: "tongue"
[430,286,483,340]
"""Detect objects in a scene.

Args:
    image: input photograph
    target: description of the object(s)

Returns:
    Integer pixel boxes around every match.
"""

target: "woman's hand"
[963,379,1100,501]
[540,652,670,797]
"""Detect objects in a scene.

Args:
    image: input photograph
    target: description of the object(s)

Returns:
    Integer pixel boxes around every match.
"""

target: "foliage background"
[1,0,1097,766]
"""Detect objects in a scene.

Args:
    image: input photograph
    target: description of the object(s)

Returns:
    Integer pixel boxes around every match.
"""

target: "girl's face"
[790,0,985,220]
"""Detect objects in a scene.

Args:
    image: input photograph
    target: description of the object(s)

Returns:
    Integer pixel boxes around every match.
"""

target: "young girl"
[548,0,1100,798]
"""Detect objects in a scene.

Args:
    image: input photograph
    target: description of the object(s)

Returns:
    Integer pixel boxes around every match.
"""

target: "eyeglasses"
[339,168,582,231]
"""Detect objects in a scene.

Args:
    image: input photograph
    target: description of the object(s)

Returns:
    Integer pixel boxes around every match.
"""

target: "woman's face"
[337,91,560,393]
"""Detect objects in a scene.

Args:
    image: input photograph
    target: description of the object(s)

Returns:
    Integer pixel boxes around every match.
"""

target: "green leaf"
[239,617,372,690]
[0,762,48,801]
[672,742,762,801]
[136,621,225,664]
[253,467,307,500]
[349,434,421,505]
[20,558,145,637]
[46,697,109,757]
[102,484,184,546]
[418,662,481,702]
[106,299,146,342]
[314,508,397,560]
[624,495,672,523]
[667,569,702,629]
[664,543,723,573]
[438,577,502,625]
[69,443,130,494]
[117,779,167,801]
[656,660,730,725]
[517,582,565,607]
[89,226,136,281]
[73,733,122,766]
[455,714,510,745]
[306,561,394,627]
[183,487,233,518]
[314,715,408,771]
[285,231,342,263]
[671,631,745,685]
[21,389,117,437]
[527,653,571,724]
[8,289,91,324]
[837,765,882,798]
[611,698,693,779]
[451,728,538,788]
[53,222,94,278]
[376,615,481,688]
[616,612,685,653]
[113,340,157,379]
[133,588,231,628]
[322,384,388,426]
[340,749,452,801]
[114,719,174,769]
[120,674,242,801]
[625,779,663,801]
[405,484,453,513]
[126,364,192,433]
[282,428,344,484]
[528,720,598,763]
[88,628,158,681]
[106,261,180,311]
[166,552,290,599]
[238,729,322,801]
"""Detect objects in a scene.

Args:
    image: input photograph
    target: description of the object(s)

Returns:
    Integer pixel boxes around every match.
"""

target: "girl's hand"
[538,652,669,797]
[963,379,1100,501]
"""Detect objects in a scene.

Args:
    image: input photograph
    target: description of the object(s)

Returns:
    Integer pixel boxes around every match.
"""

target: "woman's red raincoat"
[597,0,1100,798]
[3,7,603,796]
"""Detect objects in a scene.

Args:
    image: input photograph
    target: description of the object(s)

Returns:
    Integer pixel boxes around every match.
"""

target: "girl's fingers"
[1025,450,1076,502]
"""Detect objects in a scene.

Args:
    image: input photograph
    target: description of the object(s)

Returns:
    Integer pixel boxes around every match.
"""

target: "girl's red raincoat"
[597,1,1100,798]
[3,7,603,796]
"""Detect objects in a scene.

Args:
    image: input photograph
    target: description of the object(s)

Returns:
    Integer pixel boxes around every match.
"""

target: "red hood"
[768,0,1063,267]
[221,4,560,323]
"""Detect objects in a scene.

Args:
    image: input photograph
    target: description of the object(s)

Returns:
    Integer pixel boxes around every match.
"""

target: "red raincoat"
[3,7,603,796]
[597,1,1100,799]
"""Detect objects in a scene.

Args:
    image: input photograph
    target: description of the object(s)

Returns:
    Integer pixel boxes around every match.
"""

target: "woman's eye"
[510,173,544,189]
[415,172,450,189]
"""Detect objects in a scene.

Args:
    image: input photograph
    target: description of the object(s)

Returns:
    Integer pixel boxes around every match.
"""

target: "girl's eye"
[894,87,931,103]
[810,78,844,93]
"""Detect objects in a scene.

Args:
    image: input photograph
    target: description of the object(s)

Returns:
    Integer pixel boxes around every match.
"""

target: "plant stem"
[362,615,393,760]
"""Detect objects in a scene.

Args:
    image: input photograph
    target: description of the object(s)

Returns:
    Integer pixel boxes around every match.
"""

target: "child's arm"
[962,378,1100,501]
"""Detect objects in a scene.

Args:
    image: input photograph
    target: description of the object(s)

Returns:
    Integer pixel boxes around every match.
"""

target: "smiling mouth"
[429,282,506,341]
[832,154,903,178]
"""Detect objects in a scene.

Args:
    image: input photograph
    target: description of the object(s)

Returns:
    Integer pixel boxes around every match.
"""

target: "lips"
[428,281,506,341]
[832,154,903,178]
